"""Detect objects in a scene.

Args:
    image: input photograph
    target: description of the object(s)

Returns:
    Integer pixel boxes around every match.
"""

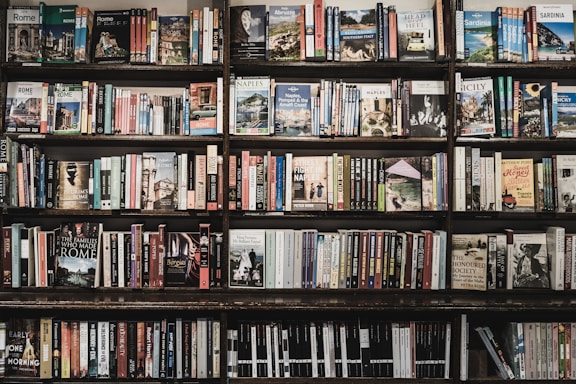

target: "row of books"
[476,322,576,380]
[5,79,223,136]
[0,317,220,380]
[453,148,576,213]
[2,221,220,290]
[456,74,576,138]
[0,139,222,211]
[455,4,576,63]
[227,319,451,378]
[228,228,447,290]
[6,4,223,65]
[451,226,567,292]
[230,76,449,138]
[231,152,448,213]
[231,1,446,63]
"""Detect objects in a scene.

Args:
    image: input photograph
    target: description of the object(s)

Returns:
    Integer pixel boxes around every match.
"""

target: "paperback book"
[228,229,265,288]
[534,3,576,61]
[164,232,201,287]
[463,10,497,63]
[230,5,266,61]
[91,9,131,63]
[6,6,41,63]
[273,83,312,136]
[396,9,436,62]
[234,76,271,135]
[39,2,77,63]
[500,158,535,212]
[510,232,549,288]
[358,83,394,137]
[555,154,576,213]
[158,15,190,65]
[141,152,177,210]
[456,76,496,137]
[518,82,543,137]
[384,157,422,211]
[4,81,43,133]
[267,5,302,61]
[405,80,448,137]
[5,318,40,377]
[56,160,90,210]
[451,233,488,291]
[556,85,576,137]
[291,155,328,211]
[56,222,102,288]
[53,83,82,134]
[189,82,218,135]
[339,9,377,62]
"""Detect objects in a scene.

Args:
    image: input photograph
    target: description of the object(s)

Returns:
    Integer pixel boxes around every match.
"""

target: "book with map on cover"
[90,9,130,63]
[339,9,377,62]
[359,83,394,137]
[384,157,422,212]
[500,158,535,212]
[55,222,102,288]
[291,155,328,211]
[158,15,190,65]
[234,76,271,135]
[451,233,488,291]
[267,5,302,61]
[273,83,312,136]
[230,5,266,61]
[56,160,90,210]
[228,229,265,288]
[6,6,41,63]
[396,8,436,62]
[5,318,40,377]
[534,3,576,61]
[5,81,43,133]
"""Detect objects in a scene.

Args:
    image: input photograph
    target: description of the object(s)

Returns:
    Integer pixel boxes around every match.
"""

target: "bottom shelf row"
[0,316,451,381]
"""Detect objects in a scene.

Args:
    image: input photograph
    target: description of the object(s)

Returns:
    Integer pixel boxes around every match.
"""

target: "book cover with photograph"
[230,5,266,61]
[510,232,549,288]
[56,160,90,210]
[556,85,576,137]
[141,152,177,210]
[158,15,190,65]
[406,80,448,137]
[6,6,41,63]
[384,157,422,211]
[359,83,393,137]
[164,232,201,287]
[451,233,488,291]
[267,5,302,61]
[456,76,496,136]
[555,154,576,213]
[228,229,265,288]
[4,81,43,133]
[90,10,130,63]
[39,2,77,63]
[519,82,544,137]
[396,9,435,62]
[500,158,535,212]
[291,155,328,211]
[5,318,40,377]
[55,222,102,288]
[535,3,576,61]
[53,83,82,134]
[189,82,218,135]
[234,76,271,135]
[463,11,497,63]
[339,9,377,62]
[273,83,312,136]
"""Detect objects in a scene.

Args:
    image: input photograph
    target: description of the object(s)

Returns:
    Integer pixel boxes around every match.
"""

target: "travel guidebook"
[90,9,131,63]
[358,83,394,137]
[556,85,576,137]
[273,83,312,136]
[534,3,576,61]
[53,83,82,134]
[463,10,497,63]
[6,6,41,63]
[234,76,271,135]
[4,81,43,133]
[56,222,102,288]
[228,229,265,288]
[230,5,266,60]
[396,8,436,62]
[158,15,190,65]
[339,9,377,62]
[456,76,496,137]
[267,5,302,61]
[39,2,77,63]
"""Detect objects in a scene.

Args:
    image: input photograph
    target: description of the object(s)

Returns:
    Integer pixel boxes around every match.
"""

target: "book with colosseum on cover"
[455,75,496,137]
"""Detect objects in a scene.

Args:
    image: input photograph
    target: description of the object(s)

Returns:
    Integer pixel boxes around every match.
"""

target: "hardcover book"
[451,233,488,291]
[53,83,82,134]
[91,10,131,63]
[164,232,201,287]
[510,232,549,288]
[339,9,377,62]
[396,9,435,62]
[405,80,448,137]
[463,11,497,63]
[456,76,496,137]
[358,83,393,137]
[39,3,77,63]
[501,158,535,212]
[556,85,576,137]
[56,160,90,209]
[5,81,43,133]
[534,4,576,61]
[141,152,177,211]
[555,154,576,213]
[234,76,271,135]
[268,5,302,61]
[158,15,190,65]
[228,229,265,288]
[273,83,312,136]
[189,82,218,135]
[6,318,40,377]
[384,157,422,212]
[6,6,41,63]
[230,5,266,61]
[291,155,328,211]
[56,222,102,288]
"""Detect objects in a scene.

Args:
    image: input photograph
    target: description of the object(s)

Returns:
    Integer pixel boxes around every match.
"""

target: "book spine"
[199,223,211,290]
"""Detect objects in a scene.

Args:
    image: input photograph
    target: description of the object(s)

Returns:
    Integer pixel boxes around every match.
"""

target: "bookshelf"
[1,0,576,381]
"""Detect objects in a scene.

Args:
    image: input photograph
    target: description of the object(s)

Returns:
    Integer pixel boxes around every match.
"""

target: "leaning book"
[396,8,436,62]
[234,76,271,135]
[451,233,488,291]
[56,160,90,210]
[6,6,41,63]
[534,4,576,61]
[55,222,103,288]
[228,229,265,288]
[5,81,43,133]
[5,318,40,377]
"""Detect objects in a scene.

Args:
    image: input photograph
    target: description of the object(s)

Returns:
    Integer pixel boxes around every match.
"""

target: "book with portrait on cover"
[291,155,328,211]
[228,229,265,288]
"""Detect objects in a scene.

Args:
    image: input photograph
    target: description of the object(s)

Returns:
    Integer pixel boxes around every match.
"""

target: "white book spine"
[284,230,294,288]
[275,230,284,288]
[97,321,110,378]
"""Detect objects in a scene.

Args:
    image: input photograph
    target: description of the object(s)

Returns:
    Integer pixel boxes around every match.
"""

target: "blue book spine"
[333,6,340,61]
[38,153,45,208]
[93,158,101,209]
[495,7,504,61]
[275,156,284,211]
[326,6,333,61]
[104,84,113,134]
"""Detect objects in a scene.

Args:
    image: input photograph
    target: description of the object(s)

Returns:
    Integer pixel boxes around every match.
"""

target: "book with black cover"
[91,10,131,63]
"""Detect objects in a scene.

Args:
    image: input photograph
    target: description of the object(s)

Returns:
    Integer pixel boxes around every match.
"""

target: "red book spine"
[199,223,211,289]
[422,230,434,290]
